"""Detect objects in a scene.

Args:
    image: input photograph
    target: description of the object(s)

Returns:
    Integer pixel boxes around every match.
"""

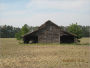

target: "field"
[0,38,90,68]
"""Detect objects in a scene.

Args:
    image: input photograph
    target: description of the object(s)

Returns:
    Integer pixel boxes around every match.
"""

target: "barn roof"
[60,30,77,37]
[22,20,77,37]
[23,20,60,37]
[39,20,60,29]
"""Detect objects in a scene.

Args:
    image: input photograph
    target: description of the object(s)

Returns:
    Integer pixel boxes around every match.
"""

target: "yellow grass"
[79,37,90,45]
[0,38,90,68]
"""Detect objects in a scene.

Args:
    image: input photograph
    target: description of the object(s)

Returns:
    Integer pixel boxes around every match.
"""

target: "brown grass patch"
[0,38,90,68]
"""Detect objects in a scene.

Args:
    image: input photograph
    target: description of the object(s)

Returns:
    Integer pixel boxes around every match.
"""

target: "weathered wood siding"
[38,24,60,43]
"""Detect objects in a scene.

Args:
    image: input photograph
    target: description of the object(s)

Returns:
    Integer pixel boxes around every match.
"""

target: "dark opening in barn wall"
[32,36,38,43]
[23,36,38,44]
[60,35,74,43]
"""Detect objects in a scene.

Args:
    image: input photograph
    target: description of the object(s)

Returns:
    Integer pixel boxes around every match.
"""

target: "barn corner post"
[59,30,61,44]
[23,37,26,44]
[74,36,78,43]
[59,34,60,44]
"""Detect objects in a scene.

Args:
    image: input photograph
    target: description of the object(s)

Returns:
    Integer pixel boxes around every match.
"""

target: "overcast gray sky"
[0,0,90,27]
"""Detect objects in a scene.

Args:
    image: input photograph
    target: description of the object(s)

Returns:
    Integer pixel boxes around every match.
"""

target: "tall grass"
[0,38,90,68]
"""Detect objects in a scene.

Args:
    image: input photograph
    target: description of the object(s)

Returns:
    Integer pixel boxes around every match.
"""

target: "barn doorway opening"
[29,36,38,43]
[33,36,38,43]
[60,35,74,43]
[23,36,38,44]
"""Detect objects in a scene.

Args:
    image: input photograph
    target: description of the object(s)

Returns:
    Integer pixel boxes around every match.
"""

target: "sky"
[0,0,90,27]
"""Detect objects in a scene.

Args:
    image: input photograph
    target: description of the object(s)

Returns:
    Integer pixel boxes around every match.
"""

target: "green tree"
[15,24,29,40]
[81,26,90,37]
[21,24,29,35]
[15,31,22,40]
[67,23,83,39]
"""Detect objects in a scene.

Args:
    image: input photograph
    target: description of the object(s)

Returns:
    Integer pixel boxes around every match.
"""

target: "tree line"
[60,24,90,38]
[0,23,90,39]
[0,25,20,38]
[0,24,38,38]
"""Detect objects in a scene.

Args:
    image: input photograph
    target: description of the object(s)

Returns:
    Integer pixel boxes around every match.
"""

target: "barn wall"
[38,25,60,43]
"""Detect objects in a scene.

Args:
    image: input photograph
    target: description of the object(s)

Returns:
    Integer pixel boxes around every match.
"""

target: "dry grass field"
[0,38,90,68]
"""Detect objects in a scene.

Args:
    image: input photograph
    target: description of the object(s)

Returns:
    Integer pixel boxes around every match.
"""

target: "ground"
[0,38,90,68]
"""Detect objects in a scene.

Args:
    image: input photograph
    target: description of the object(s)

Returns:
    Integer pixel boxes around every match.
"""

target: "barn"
[22,20,77,44]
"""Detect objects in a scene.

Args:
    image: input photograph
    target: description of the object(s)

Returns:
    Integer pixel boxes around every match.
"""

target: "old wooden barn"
[23,20,77,44]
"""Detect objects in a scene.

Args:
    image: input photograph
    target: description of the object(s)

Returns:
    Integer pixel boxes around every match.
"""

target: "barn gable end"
[38,20,60,43]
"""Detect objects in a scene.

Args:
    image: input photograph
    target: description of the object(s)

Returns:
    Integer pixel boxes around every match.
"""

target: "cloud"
[0,3,8,11]
[1,10,27,16]
[0,12,90,27]
[26,0,89,11]
[0,0,90,27]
